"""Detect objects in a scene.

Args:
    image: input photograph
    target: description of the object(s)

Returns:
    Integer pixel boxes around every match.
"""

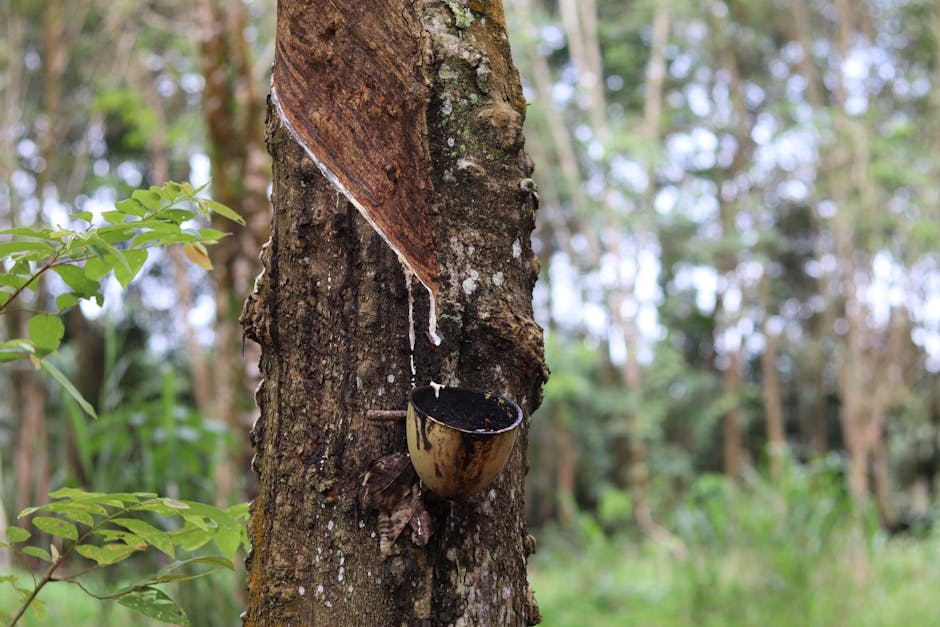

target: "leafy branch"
[1,489,249,626]
[0,181,245,417]
[0,182,250,625]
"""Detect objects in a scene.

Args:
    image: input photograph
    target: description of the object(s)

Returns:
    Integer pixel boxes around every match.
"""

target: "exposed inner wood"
[272,1,440,300]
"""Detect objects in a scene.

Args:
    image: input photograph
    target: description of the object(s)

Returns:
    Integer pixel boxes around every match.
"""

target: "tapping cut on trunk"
[271,1,441,312]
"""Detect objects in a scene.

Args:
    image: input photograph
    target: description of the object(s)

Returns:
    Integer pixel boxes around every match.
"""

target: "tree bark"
[241,2,547,625]
[710,2,752,479]
[720,348,744,477]
[554,408,576,528]
[759,277,786,478]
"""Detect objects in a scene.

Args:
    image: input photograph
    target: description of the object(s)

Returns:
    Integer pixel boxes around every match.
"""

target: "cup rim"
[408,385,523,435]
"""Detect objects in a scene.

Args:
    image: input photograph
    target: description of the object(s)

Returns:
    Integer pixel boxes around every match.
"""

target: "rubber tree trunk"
[241,2,547,624]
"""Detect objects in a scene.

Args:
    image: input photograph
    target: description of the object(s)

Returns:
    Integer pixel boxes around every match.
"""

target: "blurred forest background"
[3,0,940,625]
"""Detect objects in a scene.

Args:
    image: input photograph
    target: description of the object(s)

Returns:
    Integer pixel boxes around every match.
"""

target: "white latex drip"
[405,269,417,387]
[427,296,441,346]
[430,380,445,399]
[271,86,442,347]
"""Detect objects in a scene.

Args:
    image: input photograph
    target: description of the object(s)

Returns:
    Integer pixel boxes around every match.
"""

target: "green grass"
[529,467,940,627]
[530,528,940,626]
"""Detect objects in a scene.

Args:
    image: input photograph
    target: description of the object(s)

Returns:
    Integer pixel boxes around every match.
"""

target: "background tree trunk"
[197,0,269,505]
[241,2,547,624]
[760,277,786,479]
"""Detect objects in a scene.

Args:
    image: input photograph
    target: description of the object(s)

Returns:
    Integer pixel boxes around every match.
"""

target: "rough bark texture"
[241,1,547,625]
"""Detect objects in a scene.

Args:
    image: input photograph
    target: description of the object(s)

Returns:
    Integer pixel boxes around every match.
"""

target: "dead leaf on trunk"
[363,452,433,558]
[363,452,416,510]
[409,494,432,547]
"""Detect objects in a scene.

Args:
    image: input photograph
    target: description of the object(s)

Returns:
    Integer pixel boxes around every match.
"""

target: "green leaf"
[39,501,97,526]
[167,526,213,552]
[6,527,30,543]
[86,235,131,273]
[115,198,147,217]
[56,293,80,310]
[180,501,239,528]
[0,346,29,363]
[95,224,137,243]
[0,241,55,257]
[41,359,98,419]
[200,198,245,225]
[151,184,184,204]
[0,274,29,290]
[110,492,154,502]
[112,518,174,556]
[195,228,229,241]
[0,226,53,238]
[47,487,102,500]
[22,496,109,519]
[28,314,65,353]
[75,543,143,566]
[141,556,234,586]
[54,508,96,528]
[113,248,148,287]
[22,546,53,562]
[71,211,93,222]
[138,219,183,234]
[180,515,212,532]
[159,234,203,245]
[0,339,35,354]
[32,516,78,541]
[83,255,112,280]
[130,221,183,245]
[131,189,165,212]
[102,210,127,224]
[159,209,195,224]
[158,556,234,577]
[41,491,147,510]
[93,529,145,545]
[227,502,250,519]
[117,587,190,625]
[134,498,190,517]
[211,527,242,558]
[52,264,100,296]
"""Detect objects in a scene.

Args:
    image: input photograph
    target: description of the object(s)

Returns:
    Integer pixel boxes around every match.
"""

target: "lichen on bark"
[241,1,546,625]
